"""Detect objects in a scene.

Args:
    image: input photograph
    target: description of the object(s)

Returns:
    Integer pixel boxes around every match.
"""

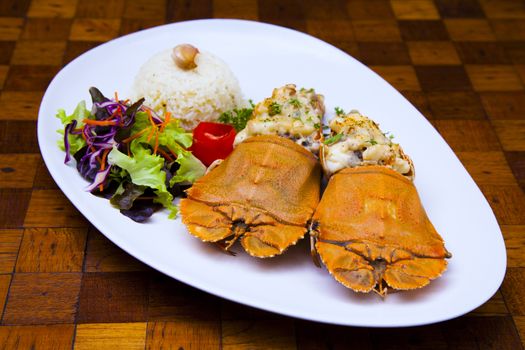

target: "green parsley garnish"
[314,123,321,130]
[289,98,302,108]
[324,133,343,145]
[218,106,254,131]
[268,102,282,116]
[335,107,345,116]
[367,139,378,145]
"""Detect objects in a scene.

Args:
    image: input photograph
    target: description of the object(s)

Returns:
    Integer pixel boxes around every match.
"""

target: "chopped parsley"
[268,102,282,116]
[314,123,321,130]
[367,139,378,145]
[289,98,302,108]
[324,133,343,145]
[218,106,254,131]
[334,107,345,116]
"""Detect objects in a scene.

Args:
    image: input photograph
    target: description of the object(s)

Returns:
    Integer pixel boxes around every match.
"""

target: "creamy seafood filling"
[322,110,414,179]
[234,84,324,155]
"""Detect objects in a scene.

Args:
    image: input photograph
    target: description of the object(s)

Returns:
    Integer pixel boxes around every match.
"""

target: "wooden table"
[0,0,524,348]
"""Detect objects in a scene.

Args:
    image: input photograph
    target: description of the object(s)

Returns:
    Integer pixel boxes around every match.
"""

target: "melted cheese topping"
[322,110,414,179]
[234,84,324,154]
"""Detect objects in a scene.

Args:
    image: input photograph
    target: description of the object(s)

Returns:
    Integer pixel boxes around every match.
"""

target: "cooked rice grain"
[131,48,245,130]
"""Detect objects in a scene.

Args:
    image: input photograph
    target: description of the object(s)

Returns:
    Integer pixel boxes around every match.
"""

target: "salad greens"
[57,87,206,222]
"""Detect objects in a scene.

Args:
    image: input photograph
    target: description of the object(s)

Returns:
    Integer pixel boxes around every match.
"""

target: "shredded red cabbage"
[62,87,146,192]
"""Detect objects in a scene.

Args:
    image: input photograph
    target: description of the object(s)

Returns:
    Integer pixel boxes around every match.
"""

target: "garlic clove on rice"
[172,44,199,70]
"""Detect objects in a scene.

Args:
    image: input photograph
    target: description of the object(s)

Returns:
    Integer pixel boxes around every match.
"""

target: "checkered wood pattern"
[0,0,525,348]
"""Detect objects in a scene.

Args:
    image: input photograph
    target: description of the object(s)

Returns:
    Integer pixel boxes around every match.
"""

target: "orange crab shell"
[312,165,450,295]
[180,135,322,258]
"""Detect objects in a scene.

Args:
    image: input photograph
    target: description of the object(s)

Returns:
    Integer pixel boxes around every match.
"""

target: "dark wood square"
[4,65,60,91]
[416,65,472,91]
[166,0,214,22]
[434,0,485,18]
[77,272,149,323]
[399,20,450,41]
[0,0,31,17]
[505,152,525,191]
[148,272,220,322]
[0,121,39,153]
[358,42,411,65]
[0,189,31,228]
[84,228,149,272]
[0,42,15,65]
[455,42,510,64]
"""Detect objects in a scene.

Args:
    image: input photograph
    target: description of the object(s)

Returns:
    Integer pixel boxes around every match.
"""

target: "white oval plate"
[38,19,506,327]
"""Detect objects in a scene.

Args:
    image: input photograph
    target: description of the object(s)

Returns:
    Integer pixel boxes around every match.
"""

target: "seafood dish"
[56,43,450,295]
[312,111,451,296]
[180,85,323,257]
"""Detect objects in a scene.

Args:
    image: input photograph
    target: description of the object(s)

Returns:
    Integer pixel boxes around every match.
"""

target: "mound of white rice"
[131,47,246,130]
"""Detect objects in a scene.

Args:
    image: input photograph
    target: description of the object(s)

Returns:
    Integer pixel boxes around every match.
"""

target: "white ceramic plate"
[38,19,506,327]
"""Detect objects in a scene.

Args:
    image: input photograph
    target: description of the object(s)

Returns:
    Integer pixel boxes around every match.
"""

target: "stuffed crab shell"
[312,111,450,296]
[321,110,414,179]
[181,85,323,257]
[234,84,324,155]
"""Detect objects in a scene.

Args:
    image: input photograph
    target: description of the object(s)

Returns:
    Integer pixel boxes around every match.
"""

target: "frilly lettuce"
[107,115,206,218]
[56,101,90,155]
[170,150,206,186]
[108,142,177,218]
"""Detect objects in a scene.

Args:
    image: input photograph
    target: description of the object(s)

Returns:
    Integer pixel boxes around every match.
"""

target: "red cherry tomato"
[190,122,236,167]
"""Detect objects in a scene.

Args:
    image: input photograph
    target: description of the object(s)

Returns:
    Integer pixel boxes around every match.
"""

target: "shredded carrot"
[100,149,109,170]
[153,128,160,155]
[121,127,150,143]
[98,149,110,192]
[114,91,119,102]
[83,119,118,126]
[146,127,156,142]
[146,109,156,127]
[160,112,171,133]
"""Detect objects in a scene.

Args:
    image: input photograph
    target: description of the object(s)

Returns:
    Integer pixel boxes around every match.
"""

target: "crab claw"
[315,242,376,293]
[315,241,448,295]
[181,199,308,258]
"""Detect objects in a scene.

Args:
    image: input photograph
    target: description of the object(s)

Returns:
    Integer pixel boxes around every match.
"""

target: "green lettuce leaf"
[169,150,206,186]
[56,101,91,155]
[131,112,193,151]
[129,112,203,187]
[108,143,177,217]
